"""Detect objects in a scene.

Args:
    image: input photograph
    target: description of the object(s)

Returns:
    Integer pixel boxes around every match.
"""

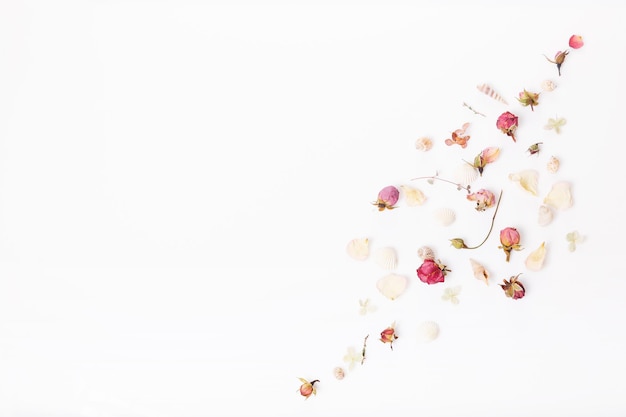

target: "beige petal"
[400,185,427,206]
[509,170,539,196]
[376,274,408,300]
[346,238,369,260]
[469,258,489,285]
[525,242,547,271]
[544,181,573,210]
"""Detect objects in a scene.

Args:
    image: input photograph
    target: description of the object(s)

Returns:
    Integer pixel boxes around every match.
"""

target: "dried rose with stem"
[450,190,503,249]
[500,274,525,299]
[298,378,319,399]
[544,50,569,76]
[379,323,397,350]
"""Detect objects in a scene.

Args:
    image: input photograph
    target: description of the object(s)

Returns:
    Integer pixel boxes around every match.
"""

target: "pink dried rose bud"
[544,50,569,76]
[417,258,450,285]
[379,322,398,350]
[472,147,500,175]
[527,142,543,155]
[517,90,540,111]
[467,189,496,211]
[373,185,400,211]
[496,112,518,142]
[569,34,584,49]
[297,378,319,399]
[499,227,522,262]
[500,274,525,299]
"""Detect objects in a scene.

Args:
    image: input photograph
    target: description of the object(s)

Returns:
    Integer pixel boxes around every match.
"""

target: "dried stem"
[463,190,503,249]
[463,102,486,117]
[411,174,471,192]
[361,335,369,365]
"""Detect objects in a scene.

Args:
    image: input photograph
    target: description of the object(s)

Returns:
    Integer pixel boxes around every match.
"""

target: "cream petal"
[400,185,427,206]
[538,205,553,226]
[376,274,408,300]
[509,170,539,196]
[544,181,573,210]
[525,242,547,271]
[346,238,369,260]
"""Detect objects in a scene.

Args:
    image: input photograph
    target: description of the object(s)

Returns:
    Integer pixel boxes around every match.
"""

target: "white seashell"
[346,238,369,260]
[333,366,345,380]
[469,258,489,285]
[376,274,408,300]
[509,169,539,196]
[400,185,426,206]
[541,79,557,92]
[452,163,479,188]
[525,242,547,271]
[544,181,573,210]
[433,207,456,226]
[416,321,440,343]
[547,156,560,173]
[417,246,435,260]
[538,205,553,226]
[373,247,398,270]
[415,137,433,151]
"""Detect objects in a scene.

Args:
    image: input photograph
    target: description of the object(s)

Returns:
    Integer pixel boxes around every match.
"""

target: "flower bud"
[499,227,522,262]
[496,112,519,142]
[417,258,450,284]
[373,185,400,211]
[569,34,584,49]
[500,274,525,300]
[449,238,467,249]
[298,378,319,399]
[379,323,398,350]
[517,89,540,111]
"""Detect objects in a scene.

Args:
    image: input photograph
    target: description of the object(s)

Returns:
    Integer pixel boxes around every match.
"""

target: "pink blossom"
[416,259,449,285]
[467,189,496,211]
[373,185,399,211]
[496,112,518,142]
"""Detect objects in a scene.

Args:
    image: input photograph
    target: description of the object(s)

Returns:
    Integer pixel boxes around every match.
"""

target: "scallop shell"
[433,207,456,226]
[541,79,557,92]
[415,137,433,151]
[416,321,440,343]
[417,246,435,260]
[373,247,398,270]
[333,367,345,380]
[538,205,553,226]
[346,238,369,261]
[452,163,479,187]
[376,274,408,300]
[547,156,560,173]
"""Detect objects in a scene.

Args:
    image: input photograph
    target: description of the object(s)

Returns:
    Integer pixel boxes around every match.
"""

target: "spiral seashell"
[541,79,557,92]
[373,247,398,270]
[538,205,553,226]
[452,163,478,188]
[333,367,345,380]
[547,156,560,173]
[433,207,456,227]
[415,137,433,151]
[416,321,440,343]
[476,83,508,104]
[346,238,369,260]
[417,246,435,260]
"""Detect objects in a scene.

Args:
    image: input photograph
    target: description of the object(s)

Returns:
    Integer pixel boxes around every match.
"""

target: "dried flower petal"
[415,137,433,151]
[525,242,547,271]
[469,258,489,285]
[544,181,573,210]
[509,170,539,196]
[541,80,556,92]
[538,205,553,226]
[333,367,345,380]
[376,274,408,300]
[400,185,427,206]
[346,238,369,261]
[547,156,560,173]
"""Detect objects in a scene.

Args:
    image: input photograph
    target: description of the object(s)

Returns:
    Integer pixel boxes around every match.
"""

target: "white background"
[1,1,625,416]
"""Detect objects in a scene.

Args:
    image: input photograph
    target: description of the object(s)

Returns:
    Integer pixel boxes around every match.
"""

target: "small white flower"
[544,116,566,134]
[342,347,363,370]
[566,231,584,252]
[441,286,462,305]
[358,298,376,316]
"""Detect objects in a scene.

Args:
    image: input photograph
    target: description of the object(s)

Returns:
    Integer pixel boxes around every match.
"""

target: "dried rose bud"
[297,378,319,399]
[500,274,525,299]
[527,142,543,155]
[449,238,467,249]
[499,227,522,262]
[544,50,569,76]
[373,185,400,211]
[496,112,519,142]
[467,189,496,211]
[569,34,584,49]
[417,258,450,284]
[517,90,540,111]
[380,322,398,350]
[472,147,500,175]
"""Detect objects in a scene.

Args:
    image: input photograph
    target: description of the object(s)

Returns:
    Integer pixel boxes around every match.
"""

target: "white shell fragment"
[538,205,554,226]
[346,238,370,261]
[469,258,489,285]
[415,137,433,151]
[433,207,456,226]
[333,367,345,380]
[453,163,479,188]
[509,169,539,196]
[547,156,560,173]
[541,79,557,92]
[525,242,547,271]
[376,274,408,300]
[544,181,573,210]
[373,247,398,270]
[417,246,435,260]
[400,185,427,206]
[416,321,440,343]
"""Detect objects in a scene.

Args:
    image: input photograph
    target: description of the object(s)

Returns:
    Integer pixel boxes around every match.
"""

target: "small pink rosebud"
[544,50,569,76]
[499,227,522,262]
[467,189,496,211]
[379,323,398,350]
[417,258,450,285]
[500,274,525,299]
[569,34,584,49]
[297,378,319,399]
[373,185,399,211]
[481,147,500,164]
[527,142,542,155]
[496,112,518,142]
[517,89,540,111]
